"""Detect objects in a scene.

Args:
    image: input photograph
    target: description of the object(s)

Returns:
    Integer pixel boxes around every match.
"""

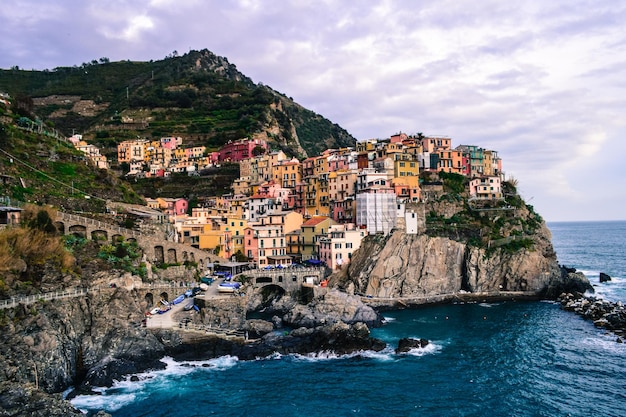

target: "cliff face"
[340,220,589,302]
[0,287,165,395]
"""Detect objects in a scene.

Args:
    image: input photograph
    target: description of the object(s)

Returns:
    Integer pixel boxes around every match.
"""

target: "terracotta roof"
[302,216,329,227]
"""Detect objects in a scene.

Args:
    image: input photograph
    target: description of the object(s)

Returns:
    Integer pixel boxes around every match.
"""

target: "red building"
[218,138,268,162]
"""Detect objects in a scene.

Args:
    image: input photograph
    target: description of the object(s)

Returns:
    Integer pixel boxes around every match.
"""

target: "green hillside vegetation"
[0,49,356,161]
[0,122,143,211]
[422,171,543,253]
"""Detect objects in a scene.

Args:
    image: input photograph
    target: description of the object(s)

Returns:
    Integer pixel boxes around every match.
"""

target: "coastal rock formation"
[558,292,626,340]
[396,338,430,353]
[281,289,380,328]
[0,287,167,403]
[339,221,592,304]
[600,272,612,283]
[0,382,85,416]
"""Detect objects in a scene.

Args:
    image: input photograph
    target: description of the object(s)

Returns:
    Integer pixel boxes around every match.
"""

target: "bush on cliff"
[0,205,76,297]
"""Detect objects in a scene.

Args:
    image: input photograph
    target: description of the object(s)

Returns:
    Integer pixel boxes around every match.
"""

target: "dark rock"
[544,268,594,298]
[243,319,274,339]
[558,293,626,340]
[600,272,612,283]
[0,382,83,416]
[562,265,577,273]
[395,337,430,353]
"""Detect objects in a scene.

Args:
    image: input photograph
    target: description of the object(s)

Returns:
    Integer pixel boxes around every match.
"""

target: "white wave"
[381,316,396,323]
[578,269,600,277]
[398,341,442,357]
[580,335,626,353]
[288,346,396,362]
[71,391,138,413]
[70,355,240,412]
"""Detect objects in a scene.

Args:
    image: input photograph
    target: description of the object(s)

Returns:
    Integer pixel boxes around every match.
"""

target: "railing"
[57,212,142,238]
[0,287,88,309]
[0,281,196,310]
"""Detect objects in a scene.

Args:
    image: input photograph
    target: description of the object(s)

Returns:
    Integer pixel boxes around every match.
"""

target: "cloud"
[0,0,625,220]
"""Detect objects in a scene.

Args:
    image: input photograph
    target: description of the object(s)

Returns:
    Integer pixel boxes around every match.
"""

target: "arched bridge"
[241,267,326,295]
[55,212,226,268]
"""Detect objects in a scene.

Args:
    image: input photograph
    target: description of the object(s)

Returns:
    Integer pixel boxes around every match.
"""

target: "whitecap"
[70,354,240,412]
[401,341,442,357]
[71,391,138,413]
[289,346,396,362]
[381,316,396,323]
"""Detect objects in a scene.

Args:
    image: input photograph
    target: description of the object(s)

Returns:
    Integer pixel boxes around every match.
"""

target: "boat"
[157,305,171,314]
[184,300,195,311]
[218,282,240,293]
[171,294,185,305]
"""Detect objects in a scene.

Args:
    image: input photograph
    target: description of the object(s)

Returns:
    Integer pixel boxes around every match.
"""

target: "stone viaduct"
[55,212,226,269]
[240,267,326,297]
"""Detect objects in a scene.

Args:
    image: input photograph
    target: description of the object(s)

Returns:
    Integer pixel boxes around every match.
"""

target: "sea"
[71,221,626,417]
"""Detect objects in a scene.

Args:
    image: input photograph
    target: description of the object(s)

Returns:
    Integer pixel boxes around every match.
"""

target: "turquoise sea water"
[72,221,626,417]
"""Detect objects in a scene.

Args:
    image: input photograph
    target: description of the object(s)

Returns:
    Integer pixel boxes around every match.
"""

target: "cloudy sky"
[2,0,625,222]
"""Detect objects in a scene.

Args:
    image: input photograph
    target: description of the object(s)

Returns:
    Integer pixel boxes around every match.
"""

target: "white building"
[318,223,368,270]
[356,185,397,235]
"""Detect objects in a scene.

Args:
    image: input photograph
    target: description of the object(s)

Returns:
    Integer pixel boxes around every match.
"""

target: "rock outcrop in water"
[558,292,626,341]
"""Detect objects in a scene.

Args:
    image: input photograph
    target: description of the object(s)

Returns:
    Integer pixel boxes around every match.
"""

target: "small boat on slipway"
[217,281,241,293]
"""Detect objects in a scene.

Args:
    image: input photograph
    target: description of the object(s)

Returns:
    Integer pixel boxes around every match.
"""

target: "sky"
[1,0,626,222]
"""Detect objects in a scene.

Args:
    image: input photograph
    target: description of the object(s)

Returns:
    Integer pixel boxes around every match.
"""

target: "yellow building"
[300,216,336,261]
[225,217,248,258]
[272,159,302,189]
[198,218,233,258]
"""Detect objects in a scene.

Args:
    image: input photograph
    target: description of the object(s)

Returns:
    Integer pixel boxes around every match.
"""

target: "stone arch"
[145,292,154,307]
[260,284,286,299]
[167,248,177,263]
[278,275,283,283]
[91,229,108,242]
[182,251,189,262]
[160,291,169,303]
[127,238,137,244]
[68,224,87,238]
[112,234,123,243]
[189,252,196,263]
[255,276,273,284]
[54,221,65,234]
[154,246,165,264]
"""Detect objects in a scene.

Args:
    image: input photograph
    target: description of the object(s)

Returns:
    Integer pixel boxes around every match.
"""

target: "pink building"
[160,137,181,150]
[244,227,259,262]
[218,138,268,162]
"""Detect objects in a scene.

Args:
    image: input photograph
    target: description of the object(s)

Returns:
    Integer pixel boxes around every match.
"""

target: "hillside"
[0,122,143,212]
[0,49,356,161]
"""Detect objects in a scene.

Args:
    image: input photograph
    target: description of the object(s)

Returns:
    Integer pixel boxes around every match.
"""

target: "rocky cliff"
[335,218,591,305]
